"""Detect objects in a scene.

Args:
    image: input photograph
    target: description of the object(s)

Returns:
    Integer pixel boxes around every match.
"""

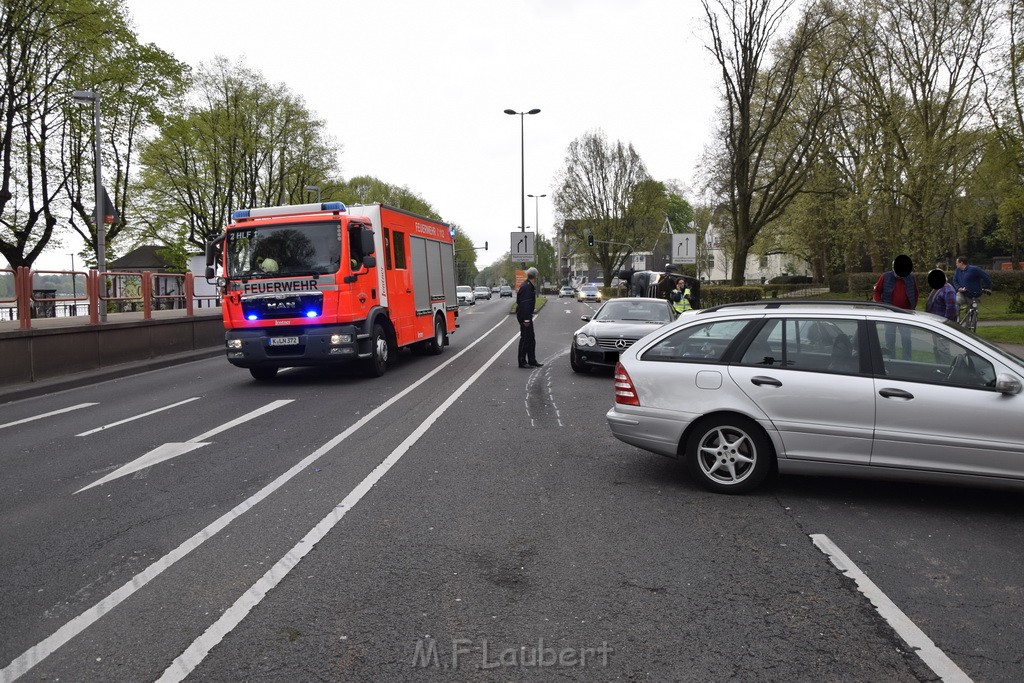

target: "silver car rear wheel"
[686,416,772,494]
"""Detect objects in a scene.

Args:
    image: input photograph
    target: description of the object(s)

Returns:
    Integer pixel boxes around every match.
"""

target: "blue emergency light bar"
[232,202,347,221]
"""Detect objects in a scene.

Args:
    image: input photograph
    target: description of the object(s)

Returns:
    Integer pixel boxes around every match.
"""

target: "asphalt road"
[1,296,1021,681]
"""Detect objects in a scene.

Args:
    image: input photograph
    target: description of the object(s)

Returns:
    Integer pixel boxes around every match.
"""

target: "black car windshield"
[227,221,341,277]
[595,300,672,322]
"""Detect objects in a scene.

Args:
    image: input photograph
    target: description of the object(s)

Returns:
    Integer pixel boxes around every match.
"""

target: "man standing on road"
[952,256,992,308]
[516,267,543,368]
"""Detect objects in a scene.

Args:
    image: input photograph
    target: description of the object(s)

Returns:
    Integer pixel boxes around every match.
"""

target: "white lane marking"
[158,331,522,682]
[189,400,294,443]
[810,534,972,683]
[1,317,514,683]
[75,443,210,494]
[0,403,98,431]
[74,400,295,494]
[76,398,201,437]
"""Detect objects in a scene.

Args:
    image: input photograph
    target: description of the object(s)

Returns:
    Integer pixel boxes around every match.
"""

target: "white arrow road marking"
[75,443,211,494]
[77,398,201,437]
[0,403,98,431]
[74,400,294,494]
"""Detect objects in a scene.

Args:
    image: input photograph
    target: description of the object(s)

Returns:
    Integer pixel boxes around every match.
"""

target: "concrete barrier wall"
[0,315,224,386]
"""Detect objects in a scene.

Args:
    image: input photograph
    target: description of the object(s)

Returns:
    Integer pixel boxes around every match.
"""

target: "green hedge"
[829,272,849,293]
[701,286,764,307]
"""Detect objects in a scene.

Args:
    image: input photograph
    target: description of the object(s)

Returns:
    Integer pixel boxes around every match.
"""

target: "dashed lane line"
[0,403,98,431]
[77,397,201,437]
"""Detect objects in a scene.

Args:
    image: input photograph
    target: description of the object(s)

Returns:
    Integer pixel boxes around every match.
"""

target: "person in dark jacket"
[516,267,542,368]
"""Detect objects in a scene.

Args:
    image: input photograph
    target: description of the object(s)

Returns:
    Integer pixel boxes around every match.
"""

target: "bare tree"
[554,130,665,286]
[702,0,840,284]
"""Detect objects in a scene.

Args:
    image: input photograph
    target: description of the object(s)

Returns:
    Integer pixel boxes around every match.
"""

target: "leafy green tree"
[136,57,340,251]
[65,30,187,266]
[554,130,666,286]
[334,176,441,219]
[1,0,182,268]
[836,0,993,268]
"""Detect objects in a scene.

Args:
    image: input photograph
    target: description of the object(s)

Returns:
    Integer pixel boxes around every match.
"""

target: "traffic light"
[587,234,594,247]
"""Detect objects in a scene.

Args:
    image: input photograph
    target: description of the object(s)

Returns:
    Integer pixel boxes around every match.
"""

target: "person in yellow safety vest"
[670,278,692,313]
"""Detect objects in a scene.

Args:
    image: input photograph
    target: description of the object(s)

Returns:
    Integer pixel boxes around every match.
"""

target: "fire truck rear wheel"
[249,366,278,381]
[364,323,390,377]
[424,317,446,356]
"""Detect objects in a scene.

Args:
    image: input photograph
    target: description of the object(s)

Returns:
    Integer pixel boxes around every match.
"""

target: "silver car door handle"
[750,376,782,387]
[879,388,914,399]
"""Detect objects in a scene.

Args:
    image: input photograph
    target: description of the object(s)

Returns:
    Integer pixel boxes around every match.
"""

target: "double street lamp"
[72,90,104,277]
[528,193,546,279]
[72,89,106,321]
[504,108,541,233]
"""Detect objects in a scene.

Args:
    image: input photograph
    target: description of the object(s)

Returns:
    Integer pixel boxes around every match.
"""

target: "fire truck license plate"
[269,336,299,346]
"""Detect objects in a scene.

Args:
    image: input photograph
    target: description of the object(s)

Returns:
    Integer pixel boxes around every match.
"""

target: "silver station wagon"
[606,301,1024,494]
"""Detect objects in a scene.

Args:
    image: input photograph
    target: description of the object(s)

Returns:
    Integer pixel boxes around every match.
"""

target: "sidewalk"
[0,346,223,404]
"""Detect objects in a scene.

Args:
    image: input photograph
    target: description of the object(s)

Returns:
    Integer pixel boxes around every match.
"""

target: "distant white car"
[456,285,475,305]
[577,284,601,303]
[558,286,575,298]
[474,286,492,300]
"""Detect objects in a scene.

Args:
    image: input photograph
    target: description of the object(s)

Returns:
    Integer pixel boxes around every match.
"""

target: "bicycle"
[957,288,991,333]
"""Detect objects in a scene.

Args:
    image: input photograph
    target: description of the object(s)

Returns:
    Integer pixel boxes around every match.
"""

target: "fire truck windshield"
[227,221,341,278]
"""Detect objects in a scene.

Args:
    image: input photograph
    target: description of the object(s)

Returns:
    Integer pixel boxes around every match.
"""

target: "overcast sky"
[35,0,721,270]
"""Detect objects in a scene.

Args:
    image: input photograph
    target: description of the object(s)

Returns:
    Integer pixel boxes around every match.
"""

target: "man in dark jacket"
[516,267,542,368]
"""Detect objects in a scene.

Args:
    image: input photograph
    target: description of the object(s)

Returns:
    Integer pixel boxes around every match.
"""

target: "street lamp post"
[304,185,321,203]
[504,108,541,233]
[527,192,546,279]
[72,89,104,321]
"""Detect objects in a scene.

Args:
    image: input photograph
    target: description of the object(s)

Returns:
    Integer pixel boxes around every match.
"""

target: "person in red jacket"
[872,255,917,360]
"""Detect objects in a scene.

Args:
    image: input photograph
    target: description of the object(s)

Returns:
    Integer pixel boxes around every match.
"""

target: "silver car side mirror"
[995,373,1023,395]
[581,315,591,322]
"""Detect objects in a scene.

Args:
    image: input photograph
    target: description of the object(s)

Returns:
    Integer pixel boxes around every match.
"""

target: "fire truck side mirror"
[360,227,375,255]
[362,255,376,269]
[204,234,226,281]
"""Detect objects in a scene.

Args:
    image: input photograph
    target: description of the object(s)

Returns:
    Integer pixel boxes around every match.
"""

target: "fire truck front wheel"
[364,323,391,377]
[249,366,278,381]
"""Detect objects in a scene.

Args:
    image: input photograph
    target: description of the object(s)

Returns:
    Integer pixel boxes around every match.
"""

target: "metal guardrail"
[0,266,219,330]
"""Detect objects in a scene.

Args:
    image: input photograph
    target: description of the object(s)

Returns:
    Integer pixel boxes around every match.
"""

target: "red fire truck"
[205,202,459,380]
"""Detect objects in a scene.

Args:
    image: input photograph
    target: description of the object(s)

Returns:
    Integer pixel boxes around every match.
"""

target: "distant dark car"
[571,297,675,373]
[499,285,513,298]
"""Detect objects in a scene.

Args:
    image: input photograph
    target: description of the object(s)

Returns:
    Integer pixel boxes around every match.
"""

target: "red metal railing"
[2,267,219,330]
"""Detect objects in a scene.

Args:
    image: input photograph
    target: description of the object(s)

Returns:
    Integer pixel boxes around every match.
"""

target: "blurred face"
[677,280,684,288]
[956,260,967,270]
